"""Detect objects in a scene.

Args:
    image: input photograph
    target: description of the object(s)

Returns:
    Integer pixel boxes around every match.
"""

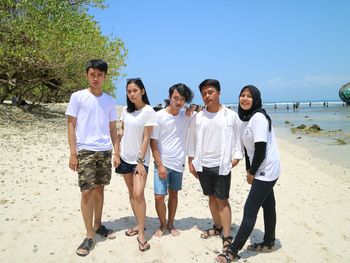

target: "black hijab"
[238,85,272,132]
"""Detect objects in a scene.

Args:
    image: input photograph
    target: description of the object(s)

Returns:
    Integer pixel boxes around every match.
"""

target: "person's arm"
[135,126,154,177]
[244,147,250,172]
[246,142,267,184]
[249,142,266,175]
[67,116,78,171]
[187,116,198,178]
[150,139,167,179]
[188,156,198,179]
[110,120,120,167]
[231,115,243,168]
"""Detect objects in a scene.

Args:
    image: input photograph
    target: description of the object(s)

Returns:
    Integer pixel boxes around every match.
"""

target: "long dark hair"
[238,85,272,132]
[126,78,150,113]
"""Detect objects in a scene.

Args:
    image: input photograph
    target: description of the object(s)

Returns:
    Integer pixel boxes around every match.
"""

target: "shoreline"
[0,103,349,262]
[274,127,350,172]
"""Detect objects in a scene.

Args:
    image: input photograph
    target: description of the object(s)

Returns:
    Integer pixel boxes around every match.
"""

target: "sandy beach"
[0,103,349,263]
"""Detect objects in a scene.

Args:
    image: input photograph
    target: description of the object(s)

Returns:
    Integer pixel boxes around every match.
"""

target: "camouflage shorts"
[77,149,112,191]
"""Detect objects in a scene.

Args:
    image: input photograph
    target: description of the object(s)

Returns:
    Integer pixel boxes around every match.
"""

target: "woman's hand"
[246,173,254,184]
[135,163,147,178]
[113,154,121,168]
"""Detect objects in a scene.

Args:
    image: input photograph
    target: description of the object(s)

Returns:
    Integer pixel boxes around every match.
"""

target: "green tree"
[0,0,127,104]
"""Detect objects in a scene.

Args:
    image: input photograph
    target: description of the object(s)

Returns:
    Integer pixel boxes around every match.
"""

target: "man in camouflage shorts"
[66,59,120,257]
[78,150,113,190]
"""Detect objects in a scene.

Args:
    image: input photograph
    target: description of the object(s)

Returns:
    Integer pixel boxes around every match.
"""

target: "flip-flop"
[125,227,146,237]
[76,238,95,257]
[96,225,113,238]
[137,237,150,252]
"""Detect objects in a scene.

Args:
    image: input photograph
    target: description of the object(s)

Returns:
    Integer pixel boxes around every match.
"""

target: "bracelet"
[136,157,145,164]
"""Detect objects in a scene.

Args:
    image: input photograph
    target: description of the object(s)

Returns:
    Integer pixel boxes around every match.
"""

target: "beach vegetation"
[0,0,127,105]
[291,124,322,134]
[334,138,346,145]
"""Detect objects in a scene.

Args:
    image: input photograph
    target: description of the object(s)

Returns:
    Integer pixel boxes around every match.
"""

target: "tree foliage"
[0,0,127,104]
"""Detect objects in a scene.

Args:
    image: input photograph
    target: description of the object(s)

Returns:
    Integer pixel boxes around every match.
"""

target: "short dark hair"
[169,83,194,104]
[126,78,151,113]
[199,79,220,92]
[86,59,108,74]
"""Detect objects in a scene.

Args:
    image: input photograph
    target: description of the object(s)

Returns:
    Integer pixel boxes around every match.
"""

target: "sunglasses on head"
[126,78,141,83]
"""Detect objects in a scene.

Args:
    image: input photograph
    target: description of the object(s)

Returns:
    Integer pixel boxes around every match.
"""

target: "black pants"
[229,178,277,253]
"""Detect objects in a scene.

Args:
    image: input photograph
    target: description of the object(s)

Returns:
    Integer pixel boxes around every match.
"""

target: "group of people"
[66,59,281,262]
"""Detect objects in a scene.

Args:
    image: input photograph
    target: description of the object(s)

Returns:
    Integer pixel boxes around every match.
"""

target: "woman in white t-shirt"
[115,78,157,252]
[216,85,281,262]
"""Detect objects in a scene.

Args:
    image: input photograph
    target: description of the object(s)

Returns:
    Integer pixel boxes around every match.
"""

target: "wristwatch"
[136,157,145,164]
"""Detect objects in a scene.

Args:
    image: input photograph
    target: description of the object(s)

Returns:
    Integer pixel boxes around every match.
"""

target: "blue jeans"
[229,178,278,253]
[154,165,183,195]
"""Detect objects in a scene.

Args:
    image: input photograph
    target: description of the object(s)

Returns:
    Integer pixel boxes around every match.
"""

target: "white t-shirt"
[201,110,224,167]
[151,109,192,172]
[120,105,157,166]
[240,112,281,181]
[187,106,243,175]
[65,89,118,151]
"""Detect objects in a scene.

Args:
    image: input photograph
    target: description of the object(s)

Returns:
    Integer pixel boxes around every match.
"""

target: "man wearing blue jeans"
[150,83,194,237]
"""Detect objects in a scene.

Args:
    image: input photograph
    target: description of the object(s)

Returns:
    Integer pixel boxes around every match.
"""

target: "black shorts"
[115,158,149,174]
[197,166,231,200]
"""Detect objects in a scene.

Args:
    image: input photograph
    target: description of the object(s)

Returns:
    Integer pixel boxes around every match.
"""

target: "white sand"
[0,104,349,263]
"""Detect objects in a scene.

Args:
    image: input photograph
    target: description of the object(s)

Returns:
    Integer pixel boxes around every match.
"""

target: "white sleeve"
[186,114,197,157]
[252,114,269,143]
[145,107,158,127]
[65,93,79,117]
[150,115,160,140]
[120,107,127,121]
[109,103,118,122]
[232,114,243,160]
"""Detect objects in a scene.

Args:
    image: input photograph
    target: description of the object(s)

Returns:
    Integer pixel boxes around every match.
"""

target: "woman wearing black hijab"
[215,85,281,262]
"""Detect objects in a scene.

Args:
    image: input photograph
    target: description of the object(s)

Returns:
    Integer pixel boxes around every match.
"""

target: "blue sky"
[89,0,350,105]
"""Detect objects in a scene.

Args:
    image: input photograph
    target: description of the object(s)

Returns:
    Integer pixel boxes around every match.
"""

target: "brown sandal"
[200,224,223,239]
[137,237,150,252]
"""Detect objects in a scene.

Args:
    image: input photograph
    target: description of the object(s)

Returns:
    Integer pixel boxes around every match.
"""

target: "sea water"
[227,101,350,170]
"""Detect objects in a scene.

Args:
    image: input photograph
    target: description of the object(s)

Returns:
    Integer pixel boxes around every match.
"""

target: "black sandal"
[96,225,113,238]
[222,236,233,252]
[247,241,275,252]
[200,224,223,239]
[76,238,95,257]
[216,248,240,263]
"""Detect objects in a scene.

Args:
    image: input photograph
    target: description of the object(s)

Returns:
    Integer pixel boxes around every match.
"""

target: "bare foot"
[154,227,166,237]
[167,225,180,237]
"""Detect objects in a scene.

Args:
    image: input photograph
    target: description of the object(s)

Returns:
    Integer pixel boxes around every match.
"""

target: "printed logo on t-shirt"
[260,172,265,176]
